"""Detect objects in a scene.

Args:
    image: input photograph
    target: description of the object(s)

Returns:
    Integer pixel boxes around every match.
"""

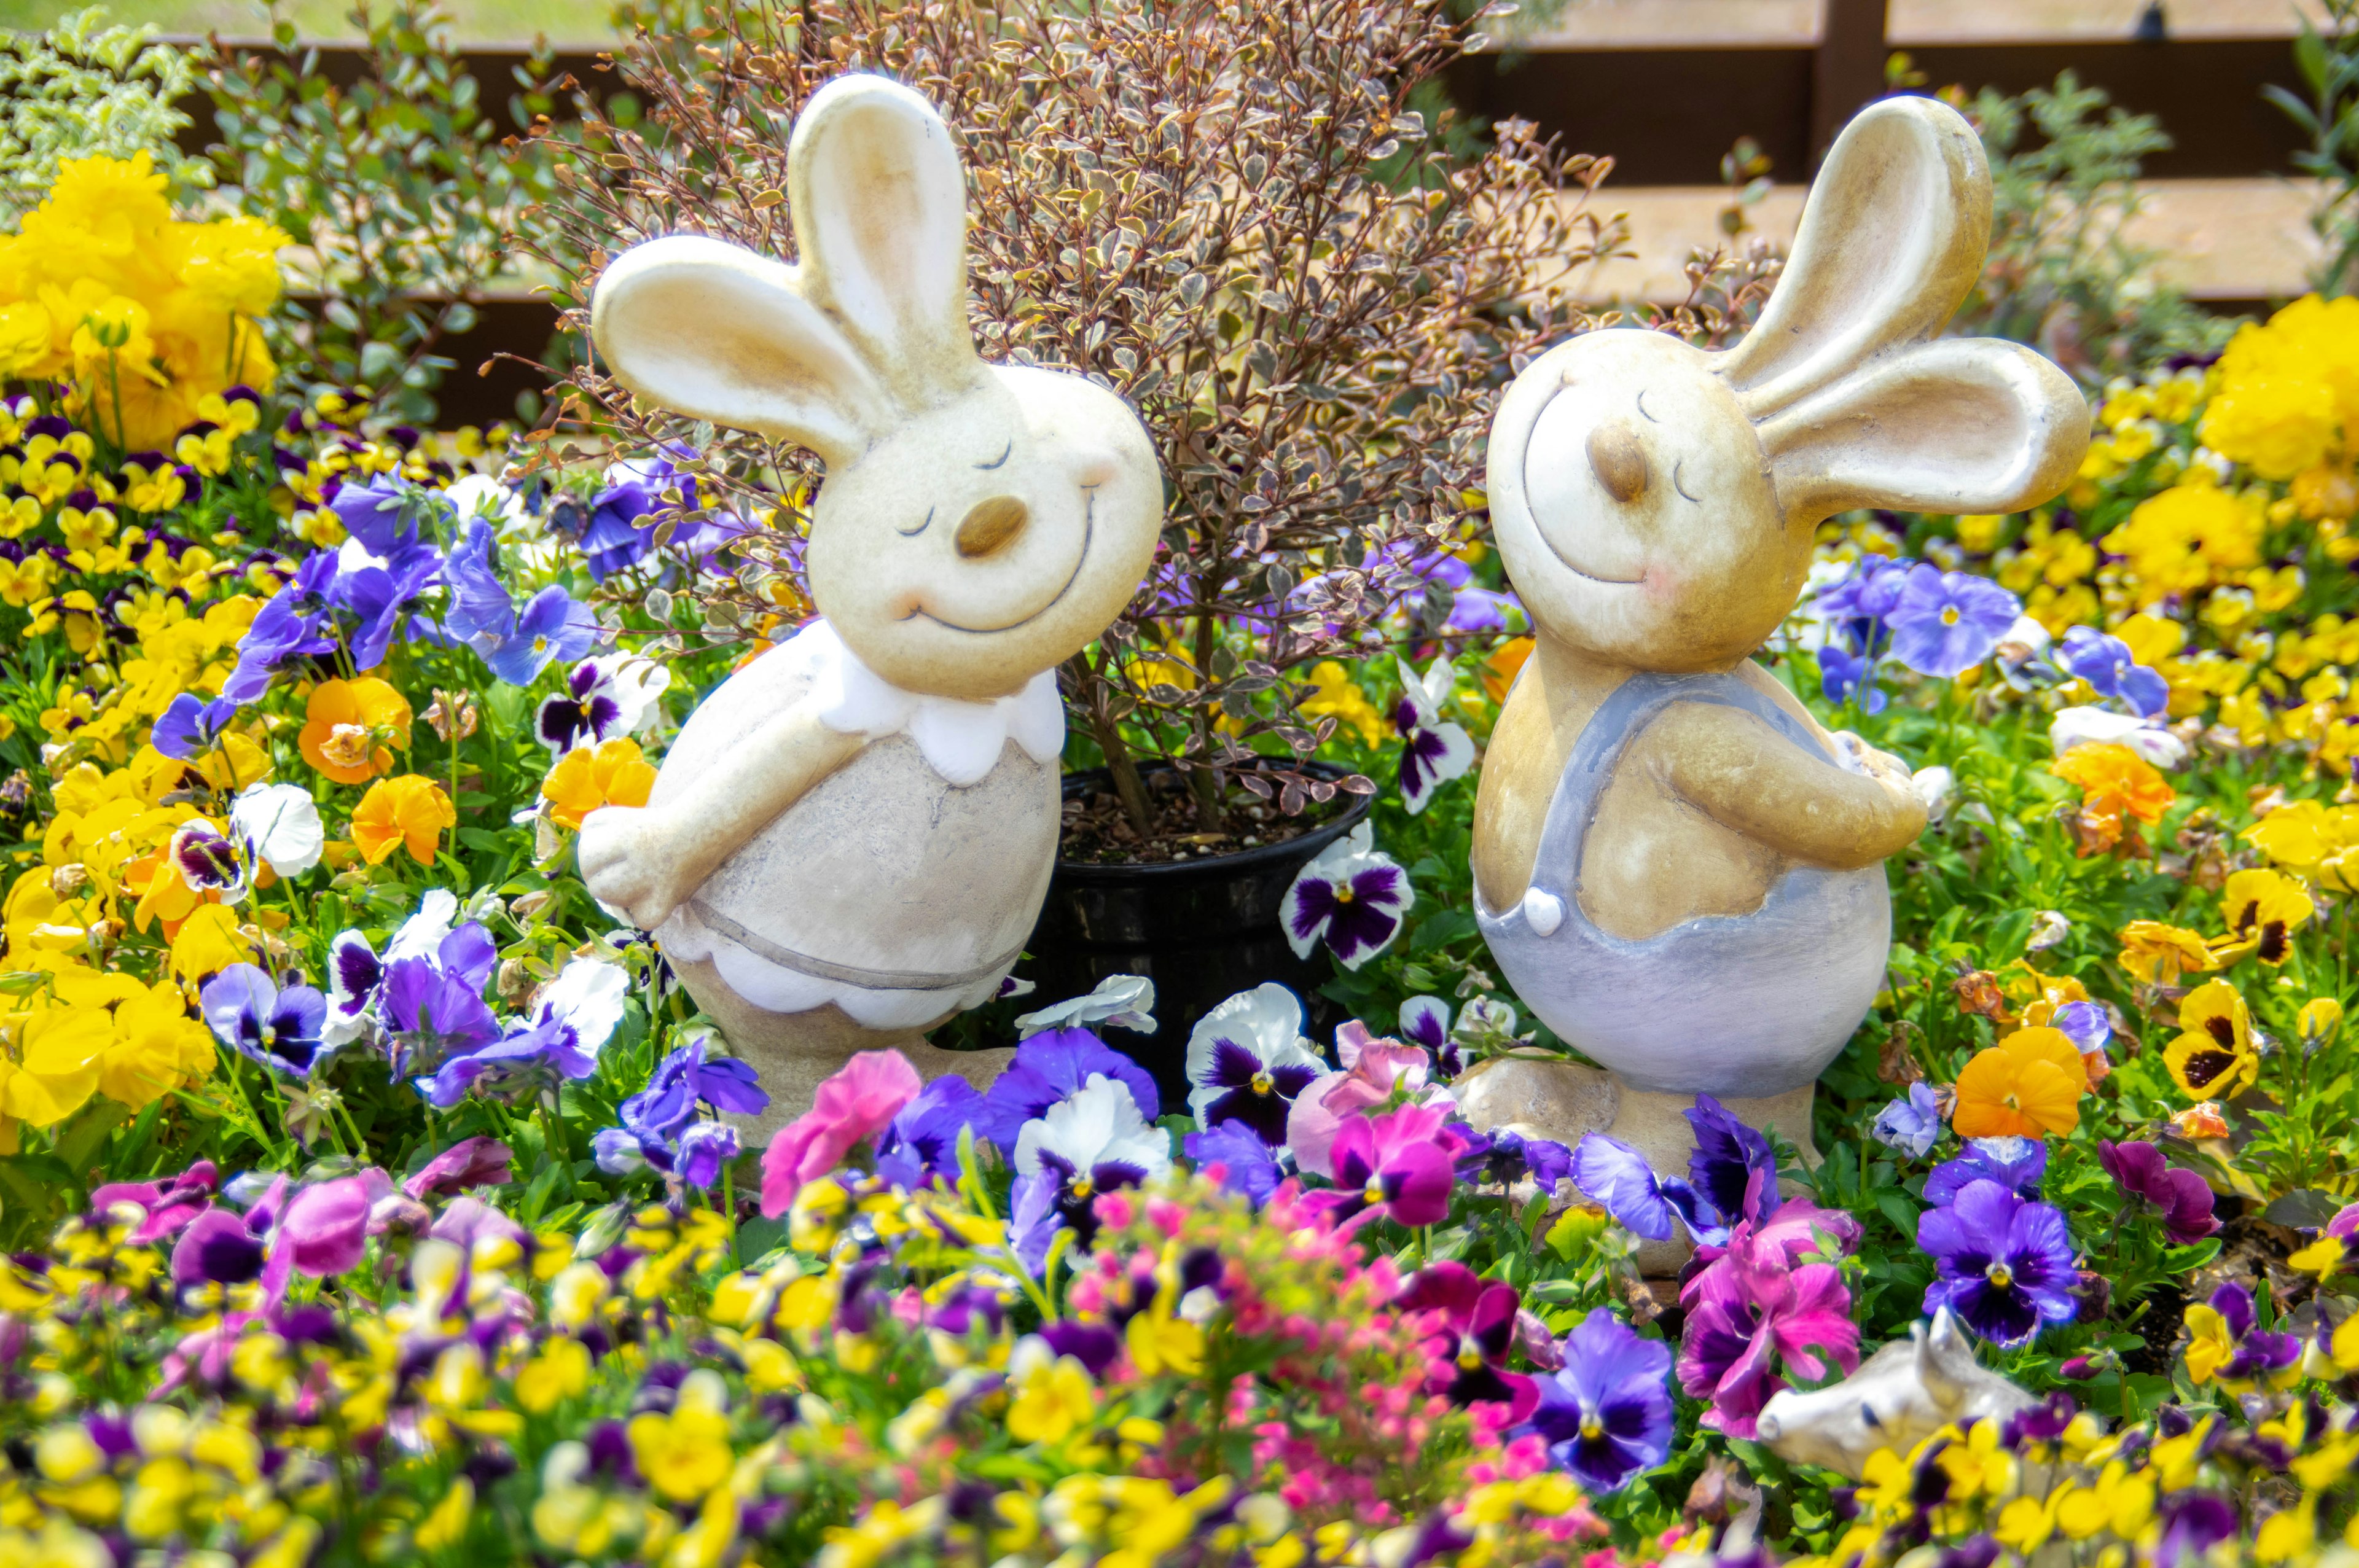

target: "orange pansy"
[351,774,456,866]
[1952,1025,2087,1139]
[542,738,657,831]
[300,677,412,784]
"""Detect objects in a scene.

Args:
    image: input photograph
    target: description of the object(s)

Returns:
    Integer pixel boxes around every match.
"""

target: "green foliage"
[2272,0,2359,297]
[1955,71,2231,381]
[204,2,567,424]
[0,6,213,225]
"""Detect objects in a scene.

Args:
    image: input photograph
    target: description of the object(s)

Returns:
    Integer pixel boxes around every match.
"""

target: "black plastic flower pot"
[1018,762,1372,1110]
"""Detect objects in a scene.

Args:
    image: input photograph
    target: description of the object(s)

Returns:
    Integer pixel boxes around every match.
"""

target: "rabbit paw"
[1832,731,1916,795]
[576,806,685,931]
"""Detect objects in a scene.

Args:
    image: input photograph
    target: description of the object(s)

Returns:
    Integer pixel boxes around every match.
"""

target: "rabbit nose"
[955,495,1029,558]
[1587,421,1650,504]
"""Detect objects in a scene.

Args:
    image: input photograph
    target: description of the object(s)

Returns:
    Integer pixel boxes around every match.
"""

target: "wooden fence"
[157,3,2318,425]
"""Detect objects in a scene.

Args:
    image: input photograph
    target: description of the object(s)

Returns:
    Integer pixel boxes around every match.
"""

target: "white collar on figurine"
[798,618,1063,787]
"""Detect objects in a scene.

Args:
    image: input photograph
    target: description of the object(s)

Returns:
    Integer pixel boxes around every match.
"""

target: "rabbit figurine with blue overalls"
[1463,96,2089,1193]
[576,75,1164,1134]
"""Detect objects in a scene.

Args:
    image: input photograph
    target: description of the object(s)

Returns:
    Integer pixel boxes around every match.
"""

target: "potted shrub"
[533,0,1613,1071]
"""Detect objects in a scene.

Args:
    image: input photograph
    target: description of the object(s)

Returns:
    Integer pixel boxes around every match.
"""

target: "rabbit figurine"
[1461,96,2089,1182]
[577,74,1163,1133]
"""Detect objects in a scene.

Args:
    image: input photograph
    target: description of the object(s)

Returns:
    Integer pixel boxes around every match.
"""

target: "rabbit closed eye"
[590,73,1163,703]
[1487,95,2089,673]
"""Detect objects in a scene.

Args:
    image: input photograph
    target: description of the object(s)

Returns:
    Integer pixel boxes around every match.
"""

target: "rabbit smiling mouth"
[1520,434,1646,587]
[906,491,1097,634]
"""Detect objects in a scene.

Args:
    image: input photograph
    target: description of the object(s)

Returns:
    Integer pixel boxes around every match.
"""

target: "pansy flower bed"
[20,6,2359,1566]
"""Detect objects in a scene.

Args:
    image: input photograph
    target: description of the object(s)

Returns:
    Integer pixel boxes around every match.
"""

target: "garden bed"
[8,4,2359,1568]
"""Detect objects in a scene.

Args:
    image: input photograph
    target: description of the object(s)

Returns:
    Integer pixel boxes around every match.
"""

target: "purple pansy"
[151,693,241,760]
[1917,1179,2078,1346]
[874,1076,991,1190]
[1398,995,1463,1079]
[1571,1133,1723,1244]
[198,964,329,1079]
[223,552,339,702]
[1515,1310,1674,1492]
[1010,1074,1172,1270]
[979,1027,1161,1152]
[1183,1120,1285,1205]
[1281,821,1414,970]
[2194,1280,2302,1387]
[581,457,695,580]
[419,959,627,1108]
[1394,656,1476,816]
[594,1033,770,1190]
[1887,564,2021,679]
[1184,983,1324,1147]
[536,653,669,753]
[1456,1126,1573,1192]
[2099,1139,2220,1246]
[2060,625,2170,717]
[1871,1081,1944,1158]
[378,918,502,1080]
[1815,644,1887,715]
[1687,1093,1779,1228]
[1925,1136,2047,1206]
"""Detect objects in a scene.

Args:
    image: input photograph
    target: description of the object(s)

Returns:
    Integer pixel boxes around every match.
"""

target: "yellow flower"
[1952,1026,2085,1138]
[415,1476,472,1551]
[1297,661,1390,747]
[2164,979,2260,1102]
[299,677,411,783]
[168,902,253,984]
[2301,996,2344,1048]
[2052,1461,2156,1542]
[627,1368,734,1502]
[0,1005,111,1128]
[351,775,455,867]
[2118,920,2216,985]
[2257,1497,2317,1563]
[1993,1494,2059,1553]
[2210,867,2315,965]
[515,1336,592,1414]
[1125,1292,1207,1377]
[2103,481,2266,601]
[2202,295,2359,480]
[1007,1343,1096,1446]
[542,738,658,832]
[2051,741,2175,825]
[2183,1301,2237,1386]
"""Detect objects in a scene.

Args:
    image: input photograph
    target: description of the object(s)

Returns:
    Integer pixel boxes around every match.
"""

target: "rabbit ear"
[590,235,891,469]
[1717,96,1991,418]
[1757,338,2089,523]
[788,73,979,404]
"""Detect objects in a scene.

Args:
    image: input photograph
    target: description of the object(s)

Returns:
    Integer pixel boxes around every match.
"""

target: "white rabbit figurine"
[579,74,1163,1131]
[1460,97,2089,1181]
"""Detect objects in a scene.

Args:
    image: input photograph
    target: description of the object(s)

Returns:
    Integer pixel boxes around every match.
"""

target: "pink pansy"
[1287,1023,1435,1179]
[260,1174,377,1303]
[1676,1203,1861,1438]
[1302,1101,1457,1234]
[92,1160,220,1244]
[429,1193,529,1252]
[402,1136,515,1200]
[761,1048,924,1217]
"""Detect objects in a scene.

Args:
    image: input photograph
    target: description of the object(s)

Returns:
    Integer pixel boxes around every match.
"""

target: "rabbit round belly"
[646,641,1059,1021]
[1483,860,1891,1099]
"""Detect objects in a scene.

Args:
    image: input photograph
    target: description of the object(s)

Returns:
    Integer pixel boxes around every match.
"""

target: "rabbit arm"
[1646,703,1926,870]
[576,704,866,931]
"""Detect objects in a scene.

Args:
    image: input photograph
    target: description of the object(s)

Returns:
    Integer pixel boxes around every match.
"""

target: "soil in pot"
[1059,763,1348,866]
